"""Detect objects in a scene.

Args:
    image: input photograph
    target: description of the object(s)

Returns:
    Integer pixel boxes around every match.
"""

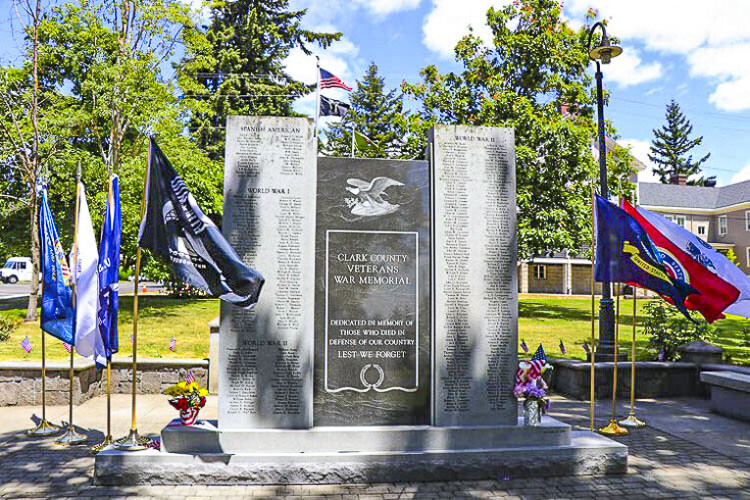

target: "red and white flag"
[320,68,352,91]
[623,200,742,322]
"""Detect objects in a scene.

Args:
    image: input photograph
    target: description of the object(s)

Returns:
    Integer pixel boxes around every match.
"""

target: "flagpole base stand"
[54,426,88,446]
[27,419,61,437]
[114,428,149,451]
[598,420,629,436]
[90,435,114,455]
[618,414,646,428]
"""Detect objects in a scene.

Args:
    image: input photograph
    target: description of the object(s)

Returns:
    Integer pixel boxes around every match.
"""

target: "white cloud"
[604,50,663,88]
[620,138,660,183]
[730,163,750,184]
[356,0,421,17]
[284,37,358,86]
[422,0,508,59]
[689,43,750,112]
[565,0,750,111]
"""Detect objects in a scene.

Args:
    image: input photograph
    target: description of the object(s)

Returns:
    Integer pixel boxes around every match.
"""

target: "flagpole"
[314,56,321,137]
[28,330,60,436]
[55,164,87,446]
[589,185,596,432]
[115,142,150,451]
[599,281,628,436]
[351,124,355,158]
[620,286,646,428]
[91,176,115,454]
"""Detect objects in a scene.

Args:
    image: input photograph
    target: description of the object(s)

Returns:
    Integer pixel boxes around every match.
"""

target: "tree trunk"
[26,0,41,322]
[26,188,39,321]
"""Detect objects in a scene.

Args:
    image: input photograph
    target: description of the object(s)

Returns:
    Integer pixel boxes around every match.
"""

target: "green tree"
[0,0,63,320]
[35,0,223,279]
[178,0,340,159]
[324,62,422,159]
[403,1,635,258]
[649,99,713,185]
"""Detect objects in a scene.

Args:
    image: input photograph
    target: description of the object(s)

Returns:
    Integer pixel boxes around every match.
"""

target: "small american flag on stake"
[186,371,195,384]
[320,68,352,91]
[520,339,528,353]
[583,340,591,354]
[20,336,32,354]
[559,339,566,355]
[62,342,72,353]
[169,336,176,351]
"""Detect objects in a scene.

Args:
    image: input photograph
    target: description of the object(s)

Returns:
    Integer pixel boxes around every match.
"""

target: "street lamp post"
[588,22,623,361]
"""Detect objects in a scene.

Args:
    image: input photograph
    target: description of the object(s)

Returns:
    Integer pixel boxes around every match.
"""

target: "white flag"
[73,184,103,359]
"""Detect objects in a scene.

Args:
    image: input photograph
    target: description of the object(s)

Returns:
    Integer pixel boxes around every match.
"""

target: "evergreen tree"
[325,62,421,159]
[179,0,340,159]
[649,100,712,185]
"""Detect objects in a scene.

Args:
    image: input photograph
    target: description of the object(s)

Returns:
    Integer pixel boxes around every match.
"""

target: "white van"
[1,257,33,283]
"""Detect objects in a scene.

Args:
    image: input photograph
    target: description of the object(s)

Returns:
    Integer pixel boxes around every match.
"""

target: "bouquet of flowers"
[164,378,209,425]
[514,383,550,412]
[514,344,553,425]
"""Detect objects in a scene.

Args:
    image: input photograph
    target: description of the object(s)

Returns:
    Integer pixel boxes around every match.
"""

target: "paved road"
[0,396,748,498]
[0,281,165,298]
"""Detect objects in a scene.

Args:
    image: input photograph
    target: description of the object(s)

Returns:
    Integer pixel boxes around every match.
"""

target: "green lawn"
[2,294,749,365]
[0,295,218,361]
[519,294,750,364]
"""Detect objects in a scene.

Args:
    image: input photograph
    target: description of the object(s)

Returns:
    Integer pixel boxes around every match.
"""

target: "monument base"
[94,418,627,485]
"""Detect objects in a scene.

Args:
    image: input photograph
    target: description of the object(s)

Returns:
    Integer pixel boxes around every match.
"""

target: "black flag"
[138,137,264,308]
[320,95,350,117]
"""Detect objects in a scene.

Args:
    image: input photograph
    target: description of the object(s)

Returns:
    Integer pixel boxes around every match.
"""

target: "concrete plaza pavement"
[0,394,749,498]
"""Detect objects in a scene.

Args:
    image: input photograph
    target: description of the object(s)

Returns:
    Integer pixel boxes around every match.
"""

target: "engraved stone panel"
[431,124,518,426]
[220,116,316,429]
[314,157,431,426]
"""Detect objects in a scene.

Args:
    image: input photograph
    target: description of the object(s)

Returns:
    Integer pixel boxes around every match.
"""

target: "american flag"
[559,339,566,355]
[583,340,591,354]
[186,371,195,384]
[169,336,176,351]
[658,348,665,362]
[517,344,548,381]
[62,342,72,353]
[320,68,352,91]
[520,339,528,353]
[20,336,31,353]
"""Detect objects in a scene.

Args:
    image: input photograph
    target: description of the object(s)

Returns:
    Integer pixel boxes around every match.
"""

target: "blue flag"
[39,188,74,343]
[97,176,122,362]
[595,195,698,320]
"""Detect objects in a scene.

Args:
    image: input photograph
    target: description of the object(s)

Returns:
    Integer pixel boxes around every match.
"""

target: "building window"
[746,211,750,231]
[533,265,546,280]
[675,215,686,228]
[664,215,674,223]
[746,247,750,268]
[697,224,707,238]
[719,216,728,236]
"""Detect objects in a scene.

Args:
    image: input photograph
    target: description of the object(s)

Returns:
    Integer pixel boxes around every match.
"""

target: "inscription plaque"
[219,116,316,429]
[431,124,518,426]
[314,157,430,426]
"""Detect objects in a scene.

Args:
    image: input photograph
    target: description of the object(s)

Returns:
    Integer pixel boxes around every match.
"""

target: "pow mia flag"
[320,95,350,117]
[138,137,264,308]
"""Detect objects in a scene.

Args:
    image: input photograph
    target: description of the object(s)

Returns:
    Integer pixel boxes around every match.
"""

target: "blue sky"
[3,0,750,186]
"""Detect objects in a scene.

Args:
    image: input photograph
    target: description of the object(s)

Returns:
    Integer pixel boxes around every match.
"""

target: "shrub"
[642,299,716,361]
[0,315,18,342]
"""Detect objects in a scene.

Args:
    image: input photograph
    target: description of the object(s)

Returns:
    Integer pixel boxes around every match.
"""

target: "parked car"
[1,257,33,283]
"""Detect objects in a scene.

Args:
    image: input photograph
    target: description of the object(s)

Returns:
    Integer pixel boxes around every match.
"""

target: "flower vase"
[523,399,542,426]
[179,407,201,426]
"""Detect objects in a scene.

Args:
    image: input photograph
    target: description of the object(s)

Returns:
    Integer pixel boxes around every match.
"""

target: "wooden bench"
[701,371,750,421]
